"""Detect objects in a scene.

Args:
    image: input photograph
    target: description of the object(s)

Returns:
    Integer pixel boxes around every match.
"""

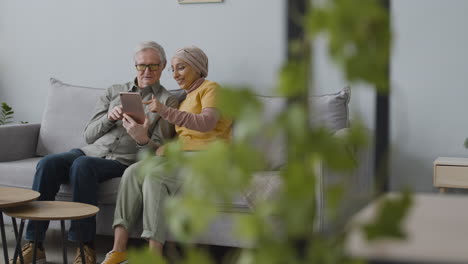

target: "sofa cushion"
[0,157,123,205]
[56,177,122,205]
[252,87,351,169]
[36,78,105,156]
[0,157,42,188]
[310,86,350,132]
[256,86,350,132]
[244,171,282,209]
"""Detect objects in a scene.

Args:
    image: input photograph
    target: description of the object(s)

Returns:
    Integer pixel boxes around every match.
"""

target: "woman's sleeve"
[158,106,219,132]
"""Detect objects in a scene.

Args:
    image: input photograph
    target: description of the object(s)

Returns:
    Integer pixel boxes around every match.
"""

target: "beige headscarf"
[173,45,209,78]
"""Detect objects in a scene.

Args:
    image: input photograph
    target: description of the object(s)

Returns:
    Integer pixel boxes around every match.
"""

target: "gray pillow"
[36,78,105,156]
[255,86,350,132]
[249,86,351,170]
[310,86,350,132]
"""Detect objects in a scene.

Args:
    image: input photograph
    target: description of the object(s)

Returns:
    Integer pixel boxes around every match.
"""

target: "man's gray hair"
[134,41,167,66]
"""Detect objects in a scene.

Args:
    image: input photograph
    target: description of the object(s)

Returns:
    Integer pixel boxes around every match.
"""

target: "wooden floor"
[1,222,239,263]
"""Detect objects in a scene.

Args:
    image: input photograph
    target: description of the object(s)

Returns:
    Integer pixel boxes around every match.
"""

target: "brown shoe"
[9,242,47,264]
[73,245,96,264]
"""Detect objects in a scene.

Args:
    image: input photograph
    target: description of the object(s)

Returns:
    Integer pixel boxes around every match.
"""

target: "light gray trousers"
[112,156,183,244]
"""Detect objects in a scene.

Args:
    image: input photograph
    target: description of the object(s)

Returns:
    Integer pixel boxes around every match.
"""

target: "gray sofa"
[0,78,373,247]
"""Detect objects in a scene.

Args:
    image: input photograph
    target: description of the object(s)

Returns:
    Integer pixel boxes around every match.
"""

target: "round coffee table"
[0,186,40,264]
[4,201,99,264]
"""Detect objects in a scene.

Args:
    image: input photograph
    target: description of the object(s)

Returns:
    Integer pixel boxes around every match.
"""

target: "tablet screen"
[119,92,145,124]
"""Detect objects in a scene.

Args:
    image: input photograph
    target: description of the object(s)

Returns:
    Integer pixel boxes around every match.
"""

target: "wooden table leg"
[60,220,68,264]
[439,187,447,193]
[0,212,9,264]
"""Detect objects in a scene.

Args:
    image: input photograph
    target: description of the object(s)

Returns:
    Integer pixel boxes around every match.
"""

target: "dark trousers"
[25,149,127,242]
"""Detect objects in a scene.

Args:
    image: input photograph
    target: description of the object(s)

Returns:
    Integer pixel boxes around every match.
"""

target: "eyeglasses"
[135,64,161,71]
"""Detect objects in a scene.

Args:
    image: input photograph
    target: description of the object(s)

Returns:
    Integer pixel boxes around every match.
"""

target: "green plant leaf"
[1,102,14,125]
[128,247,167,264]
[362,190,413,240]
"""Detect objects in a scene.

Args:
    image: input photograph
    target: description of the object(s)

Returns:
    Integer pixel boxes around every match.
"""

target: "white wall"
[391,0,468,192]
[314,0,468,193]
[0,0,285,123]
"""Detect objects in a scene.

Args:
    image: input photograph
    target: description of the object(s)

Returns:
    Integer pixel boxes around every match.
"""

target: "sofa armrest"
[243,127,374,233]
[0,123,41,161]
[316,127,374,232]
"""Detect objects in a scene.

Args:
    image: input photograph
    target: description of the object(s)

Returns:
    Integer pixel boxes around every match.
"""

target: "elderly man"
[12,41,178,264]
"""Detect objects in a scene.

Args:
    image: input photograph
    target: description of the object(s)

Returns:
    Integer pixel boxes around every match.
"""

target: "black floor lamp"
[375,0,391,193]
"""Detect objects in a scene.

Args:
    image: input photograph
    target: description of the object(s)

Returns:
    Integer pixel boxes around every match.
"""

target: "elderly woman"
[101,46,232,264]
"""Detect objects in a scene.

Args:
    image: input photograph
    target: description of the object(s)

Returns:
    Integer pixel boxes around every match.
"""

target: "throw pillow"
[250,86,351,170]
[36,78,105,156]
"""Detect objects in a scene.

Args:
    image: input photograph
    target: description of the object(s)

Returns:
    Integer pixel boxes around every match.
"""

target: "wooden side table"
[0,186,39,264]
[433,157,468,193]
[4,201,99,264]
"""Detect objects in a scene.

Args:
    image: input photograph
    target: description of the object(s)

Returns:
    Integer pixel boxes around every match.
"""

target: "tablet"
[119,92,146,124]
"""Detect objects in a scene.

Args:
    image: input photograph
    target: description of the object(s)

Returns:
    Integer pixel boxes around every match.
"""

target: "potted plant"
[0,102,14,125]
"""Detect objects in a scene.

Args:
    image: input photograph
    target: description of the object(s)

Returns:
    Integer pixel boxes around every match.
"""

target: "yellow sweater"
[176,80,232,150]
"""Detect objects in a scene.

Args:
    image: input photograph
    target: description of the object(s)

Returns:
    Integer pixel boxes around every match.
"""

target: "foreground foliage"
[130,0,412,263]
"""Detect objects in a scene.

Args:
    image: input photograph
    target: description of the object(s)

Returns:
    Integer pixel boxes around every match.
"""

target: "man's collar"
[130,78,161,96]
[128,78,138,92]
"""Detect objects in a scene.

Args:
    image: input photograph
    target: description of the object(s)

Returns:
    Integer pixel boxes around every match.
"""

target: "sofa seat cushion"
[214,195,251,213]
[0,157,252,212]
[0,158,42,188]
[56,177,122,205]
[58,176,252,213]
[36,78,105,156]
[244,171,282,209]
[0,157,123,205]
